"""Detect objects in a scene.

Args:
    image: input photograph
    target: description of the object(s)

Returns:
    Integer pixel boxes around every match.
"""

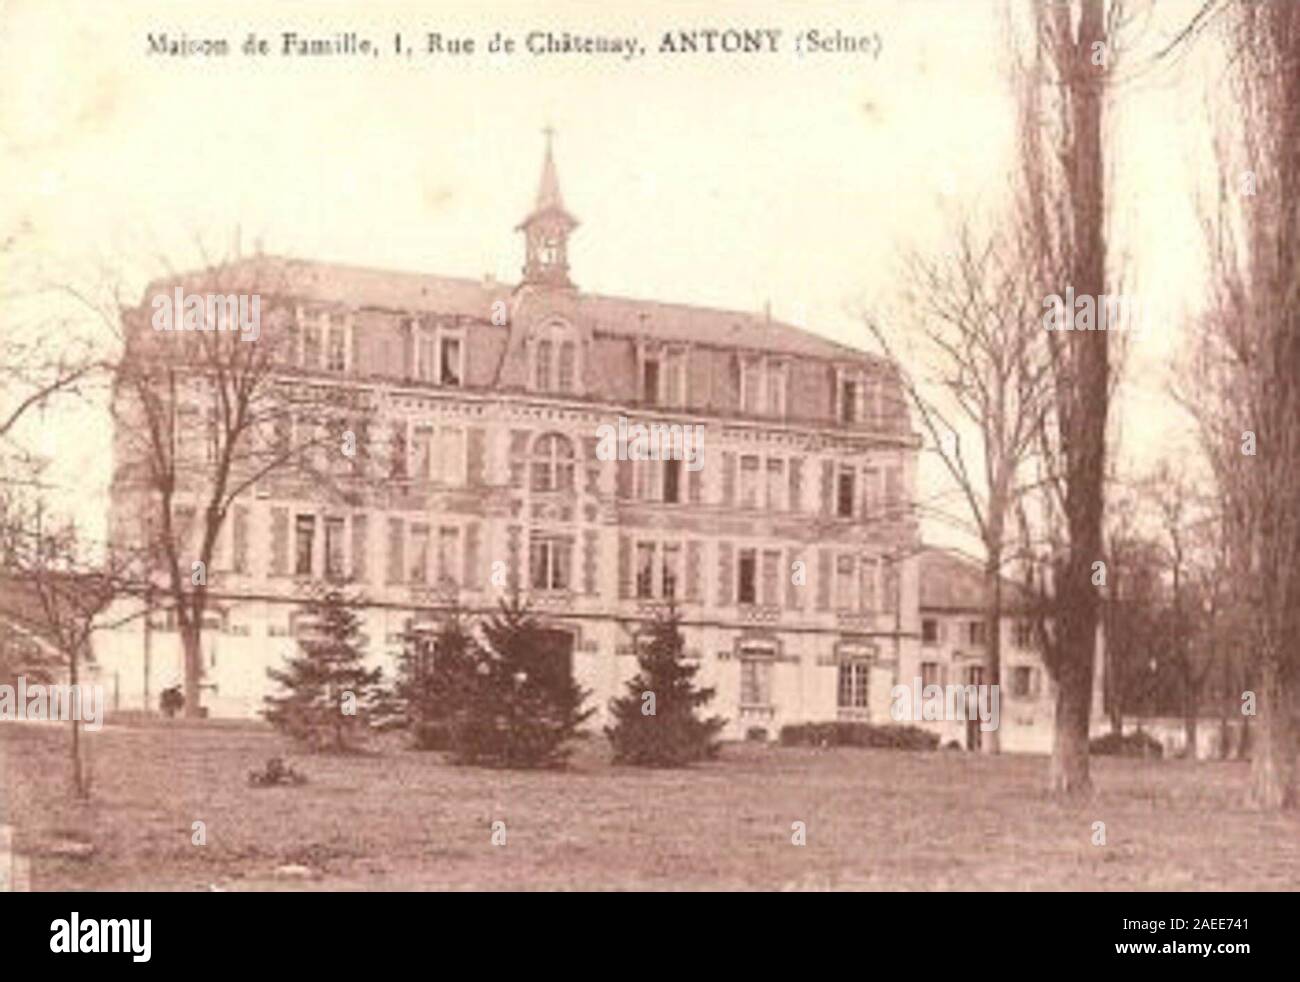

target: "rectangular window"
[302,321,321,370]
[642,357,660,403]
[664,349,685,407]
[662,544,681,600]
[837,469,856,518]
[835,555,856,611]
[742,360,763,414]
[436,427,466,485]
[1012,665,1033,698]
[761,550,780,606]
[740,657,773,706]
[557,341,575,392]
[920,661,942,690]
[419,331,437,383]
[536,340,553,391]
[737,548,757,605]
[326,320,346,373]
[921,618,939,645]
[409,524,430,584]
[740,455,761,508]
[840,379,858,423]
[1014,620,1035,649]
[859,557,877,612]
[663,458,681,504]
[767,362,786,416]
[411,426,433,481]
[294,515,316,576]
[636,542,656,599]
[441,335,462,386]
[838,662,870,708]
[437,526,460,586]
[324,517,345,579]
[968,621,987,646]
[530,538,571,591]
[766,458,785,511]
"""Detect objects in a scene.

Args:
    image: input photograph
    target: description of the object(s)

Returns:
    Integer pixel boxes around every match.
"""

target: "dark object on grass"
[248,756,307,788]
[160,685,184,718]
[1089,730,1164,759]
[779,722,940,751]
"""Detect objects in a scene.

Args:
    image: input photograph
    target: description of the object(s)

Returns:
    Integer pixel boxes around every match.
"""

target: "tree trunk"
[70,648,85,797]
[1249,660,1295,809]
[1049,648,1093,794]
[181,624,204,719]
[981,546,1003,754]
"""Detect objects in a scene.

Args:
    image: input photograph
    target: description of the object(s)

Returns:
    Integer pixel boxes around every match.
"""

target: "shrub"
[779,721,940,751]
[248,757,307,788]
[1089,730,1164,758]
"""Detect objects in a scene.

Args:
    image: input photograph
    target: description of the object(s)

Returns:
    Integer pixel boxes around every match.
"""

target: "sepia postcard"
[0,0,1292,960]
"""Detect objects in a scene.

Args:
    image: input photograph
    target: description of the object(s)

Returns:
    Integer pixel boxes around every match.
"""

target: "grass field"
[3,719,1298,891]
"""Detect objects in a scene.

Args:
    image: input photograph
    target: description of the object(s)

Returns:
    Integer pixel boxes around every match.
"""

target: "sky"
[0,0,1229,554]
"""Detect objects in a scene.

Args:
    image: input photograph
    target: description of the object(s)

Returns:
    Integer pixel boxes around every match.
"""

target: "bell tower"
[517,127,578,288]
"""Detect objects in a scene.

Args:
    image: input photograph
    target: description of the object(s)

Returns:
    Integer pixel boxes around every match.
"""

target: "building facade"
[906,548,1107,753]
[99,138,925,740]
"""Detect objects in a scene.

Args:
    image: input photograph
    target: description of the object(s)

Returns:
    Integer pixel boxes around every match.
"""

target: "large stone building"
[99,138,925,740]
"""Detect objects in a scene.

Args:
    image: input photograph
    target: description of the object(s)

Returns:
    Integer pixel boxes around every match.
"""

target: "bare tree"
[101,250,370,718]
[1181,1,1300,808]
[1010,0,1123,794]
[865,217,1053,753]
[0,502,131,797]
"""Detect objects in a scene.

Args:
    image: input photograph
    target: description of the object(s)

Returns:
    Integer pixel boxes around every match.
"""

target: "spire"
[534,125,565,214]
[518,127,578,288]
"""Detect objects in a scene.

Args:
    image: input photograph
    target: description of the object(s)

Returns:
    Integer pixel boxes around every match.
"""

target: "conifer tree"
[463,595,593,768]
[264,588,383,752]
[389,609,481,751]
[607,605,726,766]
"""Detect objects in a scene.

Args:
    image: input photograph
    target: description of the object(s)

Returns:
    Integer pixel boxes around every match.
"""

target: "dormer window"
[738,355,786,418]
[530,321,581,394]
[835,366,872,426]
[643,356,661,404]
[408,317,464,387]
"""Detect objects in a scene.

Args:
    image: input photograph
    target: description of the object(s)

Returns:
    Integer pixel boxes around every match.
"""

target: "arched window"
[530,433,576,492]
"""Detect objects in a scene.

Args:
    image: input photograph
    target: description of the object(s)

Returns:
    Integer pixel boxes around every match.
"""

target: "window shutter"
[618,535,632,599]
[785,550,802,610]
[509,429,531,488]
[821,460,835,514]
[815,549,832,611]
[386,517,404,585]
[466,427,486,487]
[788,458,803,512]
[688,467,702,504]
[717,541,734,605]
[721,452,736,506]
[582,529,598,594]
[616,458,633,499]
[269,507,288,576]
[686,540,703,603]
[350,324,362,376]
[232,505,249,574]
[464,521,481,588]
[862,468,878,520]
[351,514,369,582]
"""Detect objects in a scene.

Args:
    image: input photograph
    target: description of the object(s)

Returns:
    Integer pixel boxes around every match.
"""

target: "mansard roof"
[167,255,875,365]
[917,547,1036,613]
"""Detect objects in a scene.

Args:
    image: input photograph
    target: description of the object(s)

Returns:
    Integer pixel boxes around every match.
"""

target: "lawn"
[3,719,1298,891]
